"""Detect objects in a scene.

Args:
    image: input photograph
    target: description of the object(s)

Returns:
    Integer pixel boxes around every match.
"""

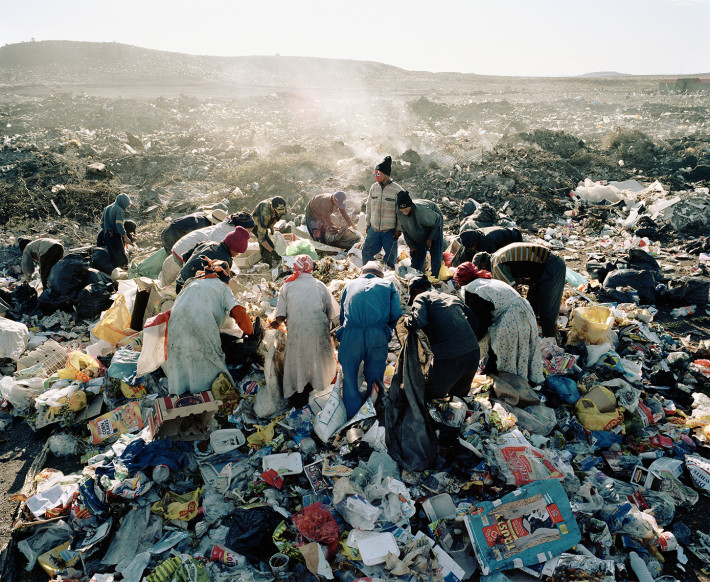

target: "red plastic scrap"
[291,502,340,559]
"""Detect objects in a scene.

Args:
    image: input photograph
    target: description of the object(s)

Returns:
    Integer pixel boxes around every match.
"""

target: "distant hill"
[578,71,632,78]
[0,40,484,97]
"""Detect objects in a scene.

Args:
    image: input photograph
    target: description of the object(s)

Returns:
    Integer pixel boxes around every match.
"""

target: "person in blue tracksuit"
[336,261,403,418]
[100,193,132,269]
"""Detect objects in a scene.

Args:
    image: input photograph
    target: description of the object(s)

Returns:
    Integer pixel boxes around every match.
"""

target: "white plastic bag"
[313,373,347,442]
[136,311,169,376]
[254,329,288,418]
[0,316,29,360]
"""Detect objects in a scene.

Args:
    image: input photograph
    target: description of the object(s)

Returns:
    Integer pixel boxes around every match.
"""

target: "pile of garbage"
[3,195,710,582]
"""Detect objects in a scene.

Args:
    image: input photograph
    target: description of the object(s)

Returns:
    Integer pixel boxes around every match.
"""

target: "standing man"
[396,190,444,277]
[362,156,403,268]
[18,238,65,289]
[405,276,480,401]
[304,190,358,249]
[336,261,403,418]
[474,242,566,338]
[252,196,287,267]
[101,193,132,269]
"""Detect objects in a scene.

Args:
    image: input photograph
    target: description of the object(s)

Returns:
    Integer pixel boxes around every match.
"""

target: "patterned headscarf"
[195,258,232,283]
[453,261,491,286]
[285,254,314,282]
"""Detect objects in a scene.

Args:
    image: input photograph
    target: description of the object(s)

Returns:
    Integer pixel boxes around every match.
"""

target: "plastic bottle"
[629,552,654,582]
[670,305,696,317]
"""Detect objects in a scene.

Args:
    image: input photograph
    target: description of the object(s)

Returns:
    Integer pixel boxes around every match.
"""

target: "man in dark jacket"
[396,191,444,277]
[18,238,64,289]
[176,227,250,293]
[101,193,132,269]
[405,276,480,401]
[452,226,523,267]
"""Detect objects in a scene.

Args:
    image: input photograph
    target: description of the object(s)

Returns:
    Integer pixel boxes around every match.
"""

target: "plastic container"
[671,305,696,317]
[358,532,400,566]
[210,429,246,453]
[422,493,457,522]
[262,452,303,476]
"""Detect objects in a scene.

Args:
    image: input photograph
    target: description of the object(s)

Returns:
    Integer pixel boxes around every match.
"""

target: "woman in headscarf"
[454,262,544,384]
[166,259,253,395]
[271,255,339,405]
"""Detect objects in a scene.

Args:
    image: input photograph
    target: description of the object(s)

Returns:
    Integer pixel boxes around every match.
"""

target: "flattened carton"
[464,479,581,575]
[149,390,219,441]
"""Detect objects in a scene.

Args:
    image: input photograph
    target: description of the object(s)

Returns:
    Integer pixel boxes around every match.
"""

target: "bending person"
[454,262,544,384]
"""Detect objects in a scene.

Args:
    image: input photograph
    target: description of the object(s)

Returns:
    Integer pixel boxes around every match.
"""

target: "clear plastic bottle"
[670,305,696,317]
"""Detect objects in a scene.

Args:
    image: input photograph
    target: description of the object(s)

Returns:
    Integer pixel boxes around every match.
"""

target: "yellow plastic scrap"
[151,488,202,521]
[247,419,278,449]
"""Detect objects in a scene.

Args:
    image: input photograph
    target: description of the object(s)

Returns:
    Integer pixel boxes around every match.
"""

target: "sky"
[1,0,708,77]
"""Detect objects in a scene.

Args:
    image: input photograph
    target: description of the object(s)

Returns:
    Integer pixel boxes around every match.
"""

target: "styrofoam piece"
[345,528,380,549]
[262,452,303,476]
[210,429,245,453]
[422,493,457,522]
[358,532,399,566]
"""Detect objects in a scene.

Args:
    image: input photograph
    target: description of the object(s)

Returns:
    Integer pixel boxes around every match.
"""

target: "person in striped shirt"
[473,242,566,338]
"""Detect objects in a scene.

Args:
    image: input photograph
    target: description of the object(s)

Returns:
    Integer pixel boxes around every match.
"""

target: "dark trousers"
[409,231,444,277]
[425,348,480,401]
[39,244,64,288]
[106,232,128,269]
[526,254,566,338]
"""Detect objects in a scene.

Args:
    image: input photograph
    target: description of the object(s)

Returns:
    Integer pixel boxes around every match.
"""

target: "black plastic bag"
[91,248,114,275]
[602,269,656,304]
[663,277,710,306]
[47,253,90,299]
[37,288,75,315]
[224,506,283,563]
[75,281,114,320]
[381,331,438,471]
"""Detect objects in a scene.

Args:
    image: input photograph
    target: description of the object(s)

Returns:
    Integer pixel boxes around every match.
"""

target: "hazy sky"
[1,0,708,77]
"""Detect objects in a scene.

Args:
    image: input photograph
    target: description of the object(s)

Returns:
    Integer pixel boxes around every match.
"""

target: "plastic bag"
[75,281,114,320]
[255,329,288,418]
[500,403,557,436]
[91,247,114,275]
[136,311,170,376]
[18,520,74,571]
[381,332,439,471]
[56,351,102,383]
[108,347,142,386]
[93,294,133,346]
[224,506,283,562]
[284,239,318,260]
[575,386,625,432]
[150,488,202,521]
[313,381,347,442]
[545,375,581,405]
[567,306,614,345]
[0,376,43,413]
[129,248,169,280]
[491,371,540,406]
[291,502,340,559]
[47,253,90,298]
[337,494,381,530]
[0,316,29,360]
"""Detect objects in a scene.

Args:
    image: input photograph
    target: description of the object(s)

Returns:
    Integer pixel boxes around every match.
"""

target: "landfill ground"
[1,41,710,581]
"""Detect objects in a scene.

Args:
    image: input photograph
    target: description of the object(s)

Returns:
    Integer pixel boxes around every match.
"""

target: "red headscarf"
[285,254,315,282]
[453,261,491,286]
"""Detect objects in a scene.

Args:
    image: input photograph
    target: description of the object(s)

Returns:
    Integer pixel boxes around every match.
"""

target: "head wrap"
[361,261,384,278]
[229,211,256,229]
[407,275,432,305]
[453,262,492,286]
[375,156,392,176]
[285,254,315,282]
[333,190,347,209]
[195,258,232,284]
[397,190,413,209]
[459,229,482,250]
[223,227,250,254]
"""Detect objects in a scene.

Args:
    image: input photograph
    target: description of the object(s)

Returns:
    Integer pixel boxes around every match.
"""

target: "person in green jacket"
[396,190,444,277]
